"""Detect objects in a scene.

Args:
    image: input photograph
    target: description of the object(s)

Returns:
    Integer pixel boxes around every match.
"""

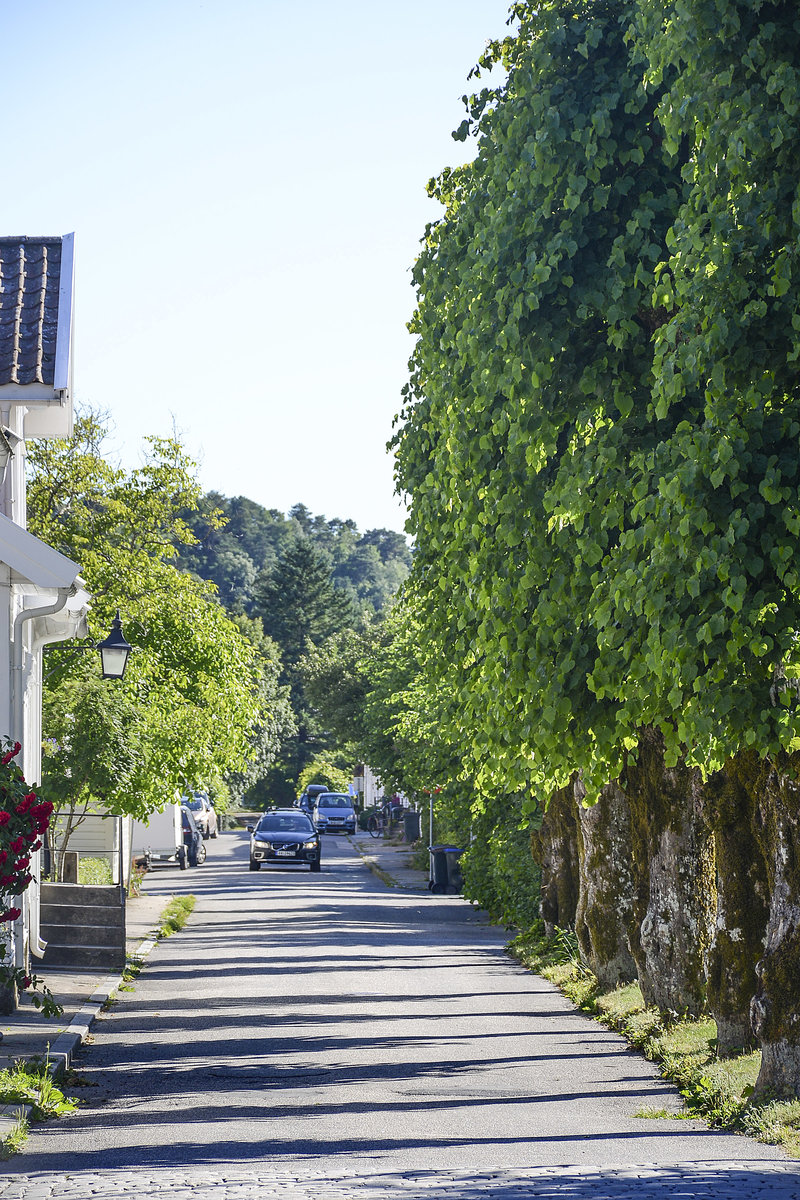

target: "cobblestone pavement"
[0,1163,799,1199]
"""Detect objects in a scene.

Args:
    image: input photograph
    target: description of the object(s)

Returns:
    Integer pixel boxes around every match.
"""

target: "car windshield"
[184,797,203,810]
[319,796,350,808]
[257,813,313,833]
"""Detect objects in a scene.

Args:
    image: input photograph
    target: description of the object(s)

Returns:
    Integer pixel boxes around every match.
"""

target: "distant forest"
[175,494,412,619]
[175,494,412,803]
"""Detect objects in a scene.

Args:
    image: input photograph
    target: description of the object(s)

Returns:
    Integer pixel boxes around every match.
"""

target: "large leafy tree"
[395,0,683,798]
[394,0,800,1094]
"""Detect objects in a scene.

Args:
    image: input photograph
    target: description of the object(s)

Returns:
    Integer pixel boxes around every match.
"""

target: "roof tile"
[0,236,63,386]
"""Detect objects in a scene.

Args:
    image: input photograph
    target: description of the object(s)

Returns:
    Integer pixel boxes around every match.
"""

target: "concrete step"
[41,943,126,970]
[41,921,125,949]
[40,903,124,929]
[41,883,122,906]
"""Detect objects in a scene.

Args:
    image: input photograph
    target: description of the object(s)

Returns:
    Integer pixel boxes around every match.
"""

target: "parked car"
[181,790,218,839]
[181,805,206,867]
[296,783,329,815]
[247,809,321,872]
[312,792,356,835]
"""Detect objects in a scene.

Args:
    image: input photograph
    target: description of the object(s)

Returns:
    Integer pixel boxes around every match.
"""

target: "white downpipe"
[11,587,72,963]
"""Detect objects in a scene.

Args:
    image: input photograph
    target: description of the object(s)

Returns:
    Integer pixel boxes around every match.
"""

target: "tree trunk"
[703,753,769,1055]
[575,779,637,989]
[749,754,800,1100]
[530,780,580,938]
[624,728,715,1017]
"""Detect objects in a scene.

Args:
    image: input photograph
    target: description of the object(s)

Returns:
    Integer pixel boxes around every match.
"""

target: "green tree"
[28,414,272,822]
[253,538,356,674]
[394,0,800,1094]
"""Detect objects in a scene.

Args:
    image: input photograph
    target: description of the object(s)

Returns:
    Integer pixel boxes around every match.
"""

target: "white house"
[0,234,91,977]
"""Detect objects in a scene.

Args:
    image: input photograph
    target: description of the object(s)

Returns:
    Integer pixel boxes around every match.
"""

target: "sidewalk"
[0,887,167,1087]
[350,828,430,891]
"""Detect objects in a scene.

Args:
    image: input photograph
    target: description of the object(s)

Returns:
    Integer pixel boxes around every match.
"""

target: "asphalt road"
[1,830,798,1198]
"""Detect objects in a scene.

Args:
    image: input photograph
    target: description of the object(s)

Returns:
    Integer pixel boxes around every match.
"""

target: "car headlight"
[255,837,271,849]
[304,840,319,850]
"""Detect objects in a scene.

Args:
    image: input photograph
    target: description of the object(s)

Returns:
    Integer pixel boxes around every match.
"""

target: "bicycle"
[367,807,388,838]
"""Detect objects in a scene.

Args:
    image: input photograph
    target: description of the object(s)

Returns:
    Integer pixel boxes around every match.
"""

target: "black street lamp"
[95,611,132,679]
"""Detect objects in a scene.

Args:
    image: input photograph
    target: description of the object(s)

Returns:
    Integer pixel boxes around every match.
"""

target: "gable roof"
[0,235,74,390]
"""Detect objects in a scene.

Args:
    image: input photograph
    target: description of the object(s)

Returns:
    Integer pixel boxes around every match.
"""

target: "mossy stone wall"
[575,780,637,989]
[625,728,715,1017]
[704,752,769,1055]
[530,780,580,938]
[749,754,800,1100]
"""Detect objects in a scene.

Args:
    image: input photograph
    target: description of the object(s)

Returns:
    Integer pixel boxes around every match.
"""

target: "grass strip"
[508,924,800,1158]
[157,894,196,937]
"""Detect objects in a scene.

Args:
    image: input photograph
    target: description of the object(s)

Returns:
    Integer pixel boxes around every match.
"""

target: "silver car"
[312,792,356,834]
[181,791,218,840]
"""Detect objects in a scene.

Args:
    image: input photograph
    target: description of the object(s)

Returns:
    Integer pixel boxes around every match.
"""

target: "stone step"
[41,883,122,906]
[42,943,126,970]
[41,921,125,949]
[40,902,124,926]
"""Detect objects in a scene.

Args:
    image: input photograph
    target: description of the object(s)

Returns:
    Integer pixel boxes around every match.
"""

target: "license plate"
[275,849,296,857]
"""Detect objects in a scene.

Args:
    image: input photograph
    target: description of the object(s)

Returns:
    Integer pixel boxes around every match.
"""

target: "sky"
[3,0,512,537]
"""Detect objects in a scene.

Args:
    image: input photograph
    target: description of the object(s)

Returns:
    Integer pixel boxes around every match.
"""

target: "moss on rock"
[624,728,715,1018]
[530,779,580,938]
[575,780,637,989]
[704,752,769,1056]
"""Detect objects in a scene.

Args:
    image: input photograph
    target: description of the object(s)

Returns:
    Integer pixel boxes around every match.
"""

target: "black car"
[248,809,321,872]
[181,805,206,868]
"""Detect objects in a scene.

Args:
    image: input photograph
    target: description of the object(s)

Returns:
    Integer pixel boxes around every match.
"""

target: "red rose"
[9,838,24,854]
[0,909,21,923]
[0,875,14,887]
[0,812,10,828]
[13,857,29,871]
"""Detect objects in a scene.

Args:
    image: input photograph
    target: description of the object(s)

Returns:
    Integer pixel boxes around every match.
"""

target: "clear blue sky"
[4,0,511,536]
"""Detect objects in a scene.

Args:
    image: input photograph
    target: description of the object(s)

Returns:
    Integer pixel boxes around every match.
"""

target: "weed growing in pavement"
[158,895,196,937]
[0,1115,28,1159]
[0,1059,77,1121]
[508,926,800,1158]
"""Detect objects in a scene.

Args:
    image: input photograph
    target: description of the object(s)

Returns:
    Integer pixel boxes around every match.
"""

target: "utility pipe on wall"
[11,586,73,964]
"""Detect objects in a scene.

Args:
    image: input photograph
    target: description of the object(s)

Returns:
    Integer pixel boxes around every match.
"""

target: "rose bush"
[0,741,61,1017]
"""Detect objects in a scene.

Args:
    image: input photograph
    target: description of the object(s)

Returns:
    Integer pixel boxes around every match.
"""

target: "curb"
[0,930,162,1143]
[45,932,161,1080]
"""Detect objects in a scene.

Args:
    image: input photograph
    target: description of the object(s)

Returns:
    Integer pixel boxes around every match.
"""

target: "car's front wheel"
[310,860,321,873]
[197,840,207,865]
[249,858,261,871]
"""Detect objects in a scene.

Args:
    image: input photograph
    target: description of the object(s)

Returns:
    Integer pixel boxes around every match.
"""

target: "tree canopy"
[28,414,282,817]
[392,0,800,803]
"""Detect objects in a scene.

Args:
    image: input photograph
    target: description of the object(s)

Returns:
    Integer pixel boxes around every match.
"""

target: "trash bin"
[403,810,421,842]
[428,844,464,894]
